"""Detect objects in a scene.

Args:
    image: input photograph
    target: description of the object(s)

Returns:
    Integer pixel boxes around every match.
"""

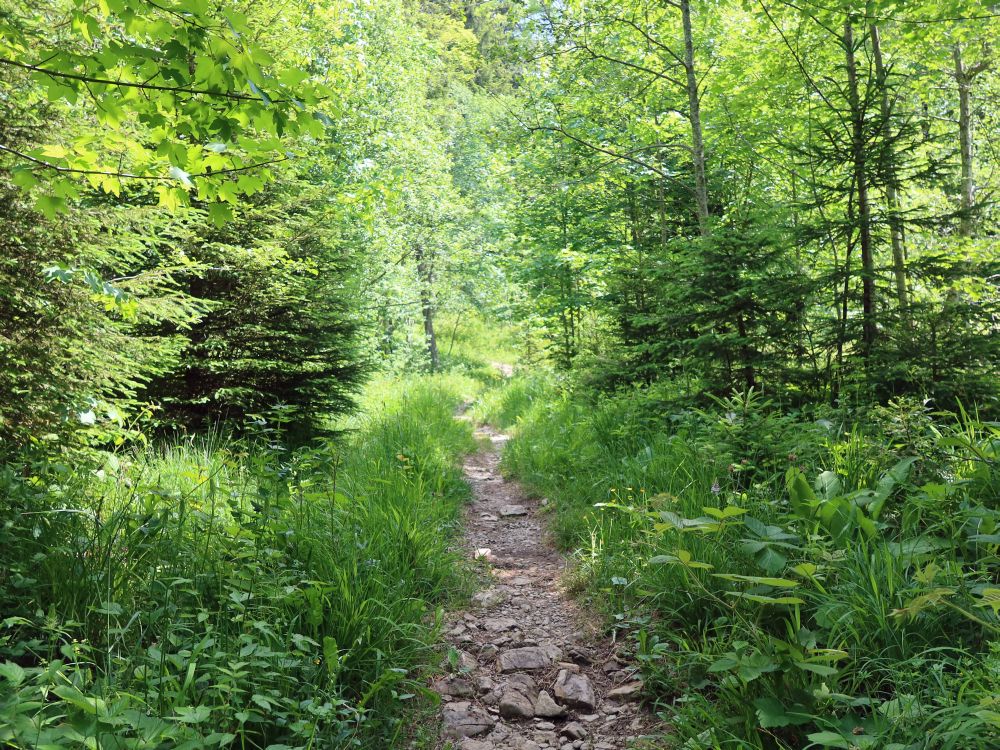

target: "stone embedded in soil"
[607,680,644,700]
[442,701,496,738]
[472,589,506,609]
[499,688,536,719]
[508,673,538,692]
[459,739,493,750]
[533,690,566,717]
[560,721,587,740]
[499,646,555,672]
[500,673,538,718]
[553,669,596,711]
[432,675,474,697]
[484,616,518,632]
[499,504,528,517]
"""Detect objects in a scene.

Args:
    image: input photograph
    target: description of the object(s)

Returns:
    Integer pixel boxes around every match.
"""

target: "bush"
[0,375,477,749]
[495,377,1000,750]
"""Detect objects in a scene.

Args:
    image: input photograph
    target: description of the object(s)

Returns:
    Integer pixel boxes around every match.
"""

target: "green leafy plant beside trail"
[485,376,1000,749]
[0,374,480,749]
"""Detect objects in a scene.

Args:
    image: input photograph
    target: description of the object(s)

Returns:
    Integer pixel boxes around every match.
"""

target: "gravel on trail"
[434,422,662,750]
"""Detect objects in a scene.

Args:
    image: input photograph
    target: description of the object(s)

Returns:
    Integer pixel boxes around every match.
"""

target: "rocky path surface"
[434,423,658,750]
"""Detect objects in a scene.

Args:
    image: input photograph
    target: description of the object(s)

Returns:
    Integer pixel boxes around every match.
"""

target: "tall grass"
[483,376,1000,750]
[0,375,479,749]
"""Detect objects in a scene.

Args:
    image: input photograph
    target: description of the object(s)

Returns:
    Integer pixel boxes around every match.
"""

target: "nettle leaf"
[755,546,788,574]
[890,587,956,620]
[174,705,212,723]
[0,661,26,686]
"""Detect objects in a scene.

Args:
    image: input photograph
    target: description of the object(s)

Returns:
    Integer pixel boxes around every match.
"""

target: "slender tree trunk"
[953,44,987,238]
[415,245,439,371]
[736,310,755,390]
[681,0,710,237]
[844,19,876,356]
[870,25,908,310]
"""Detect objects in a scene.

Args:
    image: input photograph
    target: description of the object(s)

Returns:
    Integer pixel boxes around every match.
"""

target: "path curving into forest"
[433,422,659,750]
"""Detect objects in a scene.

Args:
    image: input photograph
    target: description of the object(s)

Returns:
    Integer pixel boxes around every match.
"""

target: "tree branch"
[0,143,290,180]
[0,57,285,103]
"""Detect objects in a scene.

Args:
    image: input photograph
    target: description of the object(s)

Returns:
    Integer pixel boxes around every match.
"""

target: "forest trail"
[433,421,658,750]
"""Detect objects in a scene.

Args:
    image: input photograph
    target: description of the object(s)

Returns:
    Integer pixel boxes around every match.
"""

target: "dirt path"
[433,423,658,750]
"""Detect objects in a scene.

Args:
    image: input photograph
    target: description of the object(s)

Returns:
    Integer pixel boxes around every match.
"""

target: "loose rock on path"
[434,422,659,750]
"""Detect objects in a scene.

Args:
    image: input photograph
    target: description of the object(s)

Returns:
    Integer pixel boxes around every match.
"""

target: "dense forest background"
[1,0,998,748]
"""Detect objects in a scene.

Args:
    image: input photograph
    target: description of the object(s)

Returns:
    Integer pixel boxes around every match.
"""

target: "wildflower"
[711,480,721,494]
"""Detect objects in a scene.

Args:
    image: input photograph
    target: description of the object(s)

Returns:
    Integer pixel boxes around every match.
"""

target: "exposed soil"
[433,422,662,750]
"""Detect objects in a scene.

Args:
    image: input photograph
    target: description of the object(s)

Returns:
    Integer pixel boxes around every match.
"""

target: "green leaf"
[169,165,194,188]
[0,662,26,685]
[702,505,748,520]
[794,662,839,676]
[174,705,212,723]
[650,549,714,569]
[323,636,340,678]
[209,202,234,227]
[248,80,272,105]
[727,592,805,605]
[755,546,788,574]
[754,697,813,728]
[814,470,842,500]
[976,588,1000,615]
[786,467,817,517]
[713,574,800,587]
[806,731,851,748]
[52,684,109,715]
[11,167,39,190]
[35,194,67,219]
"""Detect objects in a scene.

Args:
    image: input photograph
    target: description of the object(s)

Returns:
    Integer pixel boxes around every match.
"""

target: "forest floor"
[432,417,662,750]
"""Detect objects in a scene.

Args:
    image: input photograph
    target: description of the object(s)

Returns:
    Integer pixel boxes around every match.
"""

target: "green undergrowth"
[482,375,1000,750]
[0,374,480,749]
[381,314,520,386]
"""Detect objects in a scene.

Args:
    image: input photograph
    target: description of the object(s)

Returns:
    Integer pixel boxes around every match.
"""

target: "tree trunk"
[953,44,986,238]
[681,0,710,237]
[415,245,439,371]
[870,25,908,310]
[844,19,876,356]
